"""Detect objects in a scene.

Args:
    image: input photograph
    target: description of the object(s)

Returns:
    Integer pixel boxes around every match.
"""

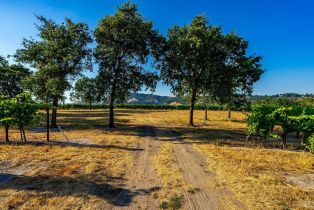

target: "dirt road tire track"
[109,126,245,210]
[110,126,162,210]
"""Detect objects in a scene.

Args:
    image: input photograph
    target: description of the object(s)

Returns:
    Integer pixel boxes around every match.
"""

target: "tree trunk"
[188,88,197,126]
[109,88,115,128]
[296,131,300,139]
[245,135,251,147]
[5,126,9,143]
[282,132,287,149]
[302,136,306,145]
[204,105,208,121]
[228,108,231,119]
[51,97,58,128]
[46,107,50,142]
[89,102,92,110]
[22,126,26,142]
[270,125,274,133]
[20,127,23,142]
[263,136,268,147]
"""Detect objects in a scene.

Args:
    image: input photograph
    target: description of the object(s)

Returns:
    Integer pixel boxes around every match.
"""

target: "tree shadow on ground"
[151,126,305,150]
[103,124,247,146]
[0,141,144,151]
[106,123,302,150]
[0,173,160,206]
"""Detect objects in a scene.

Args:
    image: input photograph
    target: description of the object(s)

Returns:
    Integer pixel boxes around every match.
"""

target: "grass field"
[0,109,313,209]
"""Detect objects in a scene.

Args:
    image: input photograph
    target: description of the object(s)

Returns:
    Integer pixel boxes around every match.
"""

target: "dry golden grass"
[0,143,133,209]
[0,110,142,209]
[0,109,313,209]
[152,143,185,202]
[194,145,314,209]
[130,109,314,209]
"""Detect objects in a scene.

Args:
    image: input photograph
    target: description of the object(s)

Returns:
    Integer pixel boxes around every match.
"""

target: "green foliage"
[0,93,39,142]
[306,135,314,154]
[15,15,92,127]
[247,104,277,139]
[94,2,163,127]
[0,55,31,98]
[0,94,39,126]
[158,15,263,125]
[10,93,39,129]
[0,97,16,127]
[94,2,162,101]
[70,77,99,107]
[247,103,314,149]
[15,16,92,102]
[159,194,183,209]
[289,115,314,140]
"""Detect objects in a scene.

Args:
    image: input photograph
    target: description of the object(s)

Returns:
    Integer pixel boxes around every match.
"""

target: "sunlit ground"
[0,109,313,209]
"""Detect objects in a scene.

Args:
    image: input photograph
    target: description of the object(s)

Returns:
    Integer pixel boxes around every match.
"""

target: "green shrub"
[247,104,314,148]
[247,104,277,140]
[306,135,314,154]
[159,194,183,209]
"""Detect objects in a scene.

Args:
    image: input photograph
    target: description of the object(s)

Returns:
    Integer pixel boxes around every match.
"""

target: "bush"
[306,135,314,154]
[247,104,277,140]
[247,104,314,149]
[159,194,183,209]
[0,93,39,142]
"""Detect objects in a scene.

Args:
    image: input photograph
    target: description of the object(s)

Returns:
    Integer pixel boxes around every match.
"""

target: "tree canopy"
[0,56,31,98]
[158,15,263,126]
[70,76,99,108]
[94,2,163,127]
[0,93,38,143]
[15,16,92,127]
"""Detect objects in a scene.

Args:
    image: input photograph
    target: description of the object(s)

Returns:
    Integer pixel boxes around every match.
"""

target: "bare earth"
[106,125,245,209]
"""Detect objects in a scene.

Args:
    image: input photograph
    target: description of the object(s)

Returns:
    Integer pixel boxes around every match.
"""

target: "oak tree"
[70,76,99,109]
[15,16,92,128]
[158,16,225,126]
[0,56,31,98]
[94,2,162,128]
[159,16,263,126]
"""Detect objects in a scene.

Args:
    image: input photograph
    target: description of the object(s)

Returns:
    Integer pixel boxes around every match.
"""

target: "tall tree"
[94,2,162,128]
[70,76,99,109]
[159,16,263,126]
[158,16,225,126]
[0,56,31,98]
[15,16,92,128]
[209,34,263,118]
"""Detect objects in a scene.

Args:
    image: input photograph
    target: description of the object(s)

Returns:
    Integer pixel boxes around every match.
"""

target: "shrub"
[247,104,277,141]
[159,194,183,210]
[306,135,314,154]
[0,93,39,143]
[247,104,314,149]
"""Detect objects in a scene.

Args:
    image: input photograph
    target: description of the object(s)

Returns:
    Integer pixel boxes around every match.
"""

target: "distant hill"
[125,92,314,105]
[251,93,314,100]
[126,93,186,105]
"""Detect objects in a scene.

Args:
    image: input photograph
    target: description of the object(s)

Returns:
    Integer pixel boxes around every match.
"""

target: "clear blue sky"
[1,0,314,96]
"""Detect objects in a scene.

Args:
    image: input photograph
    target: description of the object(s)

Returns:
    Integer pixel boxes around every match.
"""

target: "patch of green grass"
[159,194,184,209]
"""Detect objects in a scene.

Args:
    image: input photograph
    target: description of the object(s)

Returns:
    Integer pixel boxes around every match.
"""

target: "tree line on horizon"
[0,2,263,135]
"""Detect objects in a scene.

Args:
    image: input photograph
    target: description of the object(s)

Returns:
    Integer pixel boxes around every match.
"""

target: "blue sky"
[1,0,314,96]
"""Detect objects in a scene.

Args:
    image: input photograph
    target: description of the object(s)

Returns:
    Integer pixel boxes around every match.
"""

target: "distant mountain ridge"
[251,93,314,100]
[126,93,186,105]
[125,92,314,105]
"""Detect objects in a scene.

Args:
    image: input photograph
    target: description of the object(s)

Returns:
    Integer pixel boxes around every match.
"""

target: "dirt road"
[109,126,245,210]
